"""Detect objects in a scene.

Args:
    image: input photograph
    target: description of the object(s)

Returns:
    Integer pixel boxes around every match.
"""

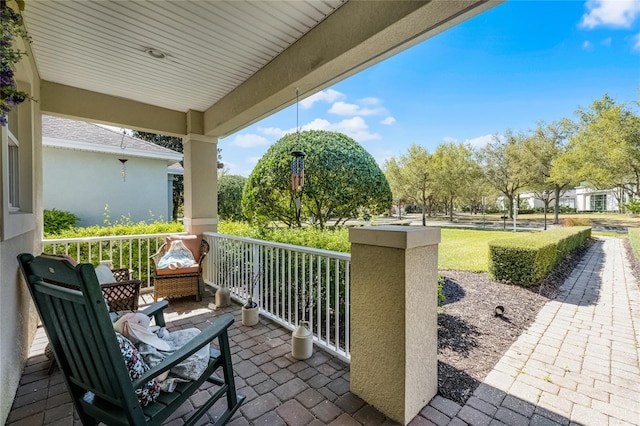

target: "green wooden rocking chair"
[18,253,245,426]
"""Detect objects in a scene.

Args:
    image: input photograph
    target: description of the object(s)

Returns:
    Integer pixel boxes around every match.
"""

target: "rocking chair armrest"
[132,313,234,388]
[139,300,169,327]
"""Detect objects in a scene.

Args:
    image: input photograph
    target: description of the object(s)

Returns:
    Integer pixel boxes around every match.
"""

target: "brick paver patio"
[6,236,640,425]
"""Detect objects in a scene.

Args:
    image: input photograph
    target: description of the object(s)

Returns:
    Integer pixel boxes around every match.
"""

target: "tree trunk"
[553,185,560,224]
[449,196,454,222]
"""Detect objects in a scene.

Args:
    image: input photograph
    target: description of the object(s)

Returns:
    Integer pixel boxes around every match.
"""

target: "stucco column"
[182,134,218,235]
[349,226,441,425]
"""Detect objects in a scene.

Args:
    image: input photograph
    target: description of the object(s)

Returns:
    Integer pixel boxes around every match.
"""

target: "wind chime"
[290,89,305,218]
[119,130,128,181]
[290,151,305,191]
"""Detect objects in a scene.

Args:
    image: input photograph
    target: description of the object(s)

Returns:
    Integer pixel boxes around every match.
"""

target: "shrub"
[242,130,392,228]
[624,199,640,214]
[221,221,446,308]
[43,208,79,236]
[488,226,591,287]
[218,174,247,221]
[438,275,445,307]
[559,206,577,214]
[218,222,350,253]
[563,217,591,227]
[42,221,184,285]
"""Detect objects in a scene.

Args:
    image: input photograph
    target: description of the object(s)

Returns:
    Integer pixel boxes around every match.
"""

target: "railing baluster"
[279,248,284,321]
[345,261,350,357]
[317,255,321,342]
[325,256,330,347]
[335,258,340,353]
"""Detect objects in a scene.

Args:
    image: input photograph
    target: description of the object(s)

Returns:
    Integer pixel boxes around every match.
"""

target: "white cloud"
[328,102,360,115]
[633,32,640,50]
[329,101,386,116]
[331,117,381,142]
[300,118,331,131]
[359,97,381,106]
[221,161,239,173]
[580,0,640,28]
[258,126,289,138]
[381,116,396,125]
[230,133,270,148]
[258,116,381,142]
[299,89,344,109]
[464,134,498,148]
[582,40,594,50]
[601,36,613,46]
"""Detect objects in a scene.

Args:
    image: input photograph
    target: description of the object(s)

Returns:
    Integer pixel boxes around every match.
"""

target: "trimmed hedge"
[218,222,350,253]
[488,226,591,287]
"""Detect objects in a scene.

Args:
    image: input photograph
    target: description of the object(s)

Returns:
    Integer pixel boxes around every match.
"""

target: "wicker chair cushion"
[166,234,201,259]
[155,264,199,276]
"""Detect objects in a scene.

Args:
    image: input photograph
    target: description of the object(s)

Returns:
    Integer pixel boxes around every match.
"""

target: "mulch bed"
[437,240,594,404]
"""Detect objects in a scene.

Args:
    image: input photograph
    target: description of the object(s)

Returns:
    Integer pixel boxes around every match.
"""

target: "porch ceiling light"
[143,47,167,60]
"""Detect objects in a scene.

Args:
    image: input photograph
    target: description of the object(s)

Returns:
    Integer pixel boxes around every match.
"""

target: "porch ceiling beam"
[40,80,188,136]
[204,0,501,137]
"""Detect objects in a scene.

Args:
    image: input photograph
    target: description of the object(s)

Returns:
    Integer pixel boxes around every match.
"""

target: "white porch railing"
[203,232,352,362]
[42,233,179,288]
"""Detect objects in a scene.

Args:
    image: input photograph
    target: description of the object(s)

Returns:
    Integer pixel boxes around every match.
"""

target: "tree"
[132,132,184,221]
[477,132,528,218]
[552,95,640,211]
[383,145,433,226]
[383,157,408,218]
[431,143,481,222]
[218,174,247,221]
[242,130,392,228]
[521,120,575,224]
[132,131,224,221]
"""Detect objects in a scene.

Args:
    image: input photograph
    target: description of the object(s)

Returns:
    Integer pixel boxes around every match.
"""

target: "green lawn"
[438,228,526,272]
[628,228,640,260]
[220,222,526,273]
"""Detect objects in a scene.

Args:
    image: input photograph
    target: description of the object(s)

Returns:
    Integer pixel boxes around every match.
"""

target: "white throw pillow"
[95,264,116,285]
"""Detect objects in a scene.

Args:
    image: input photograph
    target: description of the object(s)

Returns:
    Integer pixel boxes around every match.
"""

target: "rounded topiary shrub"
[242,130,392,228]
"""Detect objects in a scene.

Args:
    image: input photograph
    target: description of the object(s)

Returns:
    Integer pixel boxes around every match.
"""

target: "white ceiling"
[24,0,345,113]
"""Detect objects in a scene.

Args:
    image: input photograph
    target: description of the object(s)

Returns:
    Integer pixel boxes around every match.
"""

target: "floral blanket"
[137,328,209,392]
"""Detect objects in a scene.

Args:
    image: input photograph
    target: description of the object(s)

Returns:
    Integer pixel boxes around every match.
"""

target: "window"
[559,197,575,209]
[8,132,19,210]
[1,88,35,241]
[590,194,607,212]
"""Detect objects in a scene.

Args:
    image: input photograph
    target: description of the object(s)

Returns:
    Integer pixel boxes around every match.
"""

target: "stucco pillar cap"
[349,226,441,249]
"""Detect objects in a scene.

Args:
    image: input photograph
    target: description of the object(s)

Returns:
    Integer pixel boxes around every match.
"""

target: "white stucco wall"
[43,148,172,226]
[0,38,42,422]
[0,231,40,422]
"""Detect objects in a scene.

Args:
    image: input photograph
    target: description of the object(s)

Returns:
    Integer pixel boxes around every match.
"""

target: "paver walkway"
[418,237,640,426]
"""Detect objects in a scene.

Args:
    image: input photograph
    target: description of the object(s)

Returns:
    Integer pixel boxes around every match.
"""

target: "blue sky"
[219,0,640,177]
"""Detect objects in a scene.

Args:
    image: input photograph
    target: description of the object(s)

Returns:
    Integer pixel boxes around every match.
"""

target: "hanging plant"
[1,0,33,127]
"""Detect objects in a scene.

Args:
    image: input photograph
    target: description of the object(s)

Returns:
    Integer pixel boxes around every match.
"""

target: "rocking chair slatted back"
[18,253,149,424]
[18,253,245,426]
